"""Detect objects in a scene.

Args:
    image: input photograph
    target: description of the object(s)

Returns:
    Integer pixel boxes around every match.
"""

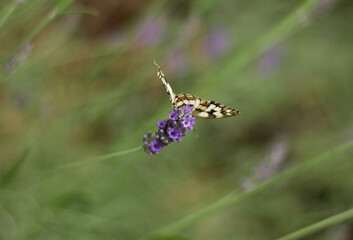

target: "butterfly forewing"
[173,94,240,119]
[154,61,175,103]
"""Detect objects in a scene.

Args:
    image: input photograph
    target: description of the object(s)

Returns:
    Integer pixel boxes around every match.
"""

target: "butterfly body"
[154,61,239,119]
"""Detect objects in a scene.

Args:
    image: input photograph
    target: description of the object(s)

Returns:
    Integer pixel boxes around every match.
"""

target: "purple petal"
[150,141,163,153]
[169,109,179,120]
[157,120,167,129]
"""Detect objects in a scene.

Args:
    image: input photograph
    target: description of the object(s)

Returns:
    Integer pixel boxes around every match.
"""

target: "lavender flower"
[203,27,232,60]
[241,138,289,192]
[142,105,196,155]
[258,44,286,79]
[3,42,33,73]
[314,0,339,15]
[136,18,164,47]
[166,47,190,76]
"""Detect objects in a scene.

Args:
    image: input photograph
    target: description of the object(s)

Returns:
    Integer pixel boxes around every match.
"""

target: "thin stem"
[11,146,142,186]
[138,141,353,238]
[276,207,353,240]
[57,146,142,170]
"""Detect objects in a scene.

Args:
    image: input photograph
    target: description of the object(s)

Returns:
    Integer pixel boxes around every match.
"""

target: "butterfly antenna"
[153,59,160,68]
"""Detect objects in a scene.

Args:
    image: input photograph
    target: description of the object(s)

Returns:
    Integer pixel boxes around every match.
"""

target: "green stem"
[276,207,353,240]
[1,0,75,65]
[11,146,142,186]
[139,141,353,238]
[57,146,142,170]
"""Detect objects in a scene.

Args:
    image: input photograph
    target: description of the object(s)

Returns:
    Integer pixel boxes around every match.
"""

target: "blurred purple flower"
[204,27,232,60]
[329,225,351,240]
[165,17,201,75]
[143,105,195,155]
[241,138,289,191]
[136,18,165,47]
[254,140,289,181]
[3,42,33,73]
[241,178,255,192]
[166,47,190,76]
[314,0,339,15]
[258,44,286,79]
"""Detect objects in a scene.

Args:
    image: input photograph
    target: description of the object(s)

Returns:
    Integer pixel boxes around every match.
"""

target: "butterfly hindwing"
[173,93,240,119]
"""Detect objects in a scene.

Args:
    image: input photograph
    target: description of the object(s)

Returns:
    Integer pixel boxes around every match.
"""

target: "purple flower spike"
[143,105,196,155]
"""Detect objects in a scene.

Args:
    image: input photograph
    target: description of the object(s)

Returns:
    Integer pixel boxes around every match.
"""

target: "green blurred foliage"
[0,0,352,239]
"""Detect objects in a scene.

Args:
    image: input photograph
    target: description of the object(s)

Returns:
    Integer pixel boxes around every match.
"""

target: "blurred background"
[0,0,352,239]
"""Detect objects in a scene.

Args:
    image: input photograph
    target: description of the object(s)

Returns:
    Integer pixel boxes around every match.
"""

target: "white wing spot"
[176,102,183,107]
[198,112,209,118]
[214,107,221,111]
[206,104,216,112]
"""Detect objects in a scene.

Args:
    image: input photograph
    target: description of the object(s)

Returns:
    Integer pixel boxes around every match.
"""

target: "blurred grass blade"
[276,207,353,240]
[61,6,99,16]
[0,147,30,188]
[0,189,40,208]
[139,141,353,238]
[1,0,75,66]
[0,2,18,30]
[217,0,322,87]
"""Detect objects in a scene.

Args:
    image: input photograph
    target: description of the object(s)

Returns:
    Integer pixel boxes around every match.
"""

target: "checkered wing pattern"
[173,94,239,119]
[154,61,240,119]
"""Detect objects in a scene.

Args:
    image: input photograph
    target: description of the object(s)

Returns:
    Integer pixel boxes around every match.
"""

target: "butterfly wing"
[173,93,240,119]
[154,62,239,119]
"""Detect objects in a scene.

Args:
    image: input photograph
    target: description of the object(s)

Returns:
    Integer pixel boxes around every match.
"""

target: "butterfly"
[154,61,240,119]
